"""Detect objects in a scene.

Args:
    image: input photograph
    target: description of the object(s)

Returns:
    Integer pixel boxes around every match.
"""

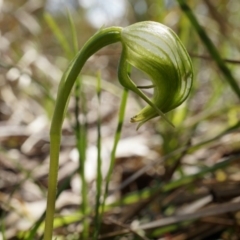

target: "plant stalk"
[44,27,122,240]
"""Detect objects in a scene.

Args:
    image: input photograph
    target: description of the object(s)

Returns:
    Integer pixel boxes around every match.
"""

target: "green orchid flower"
[44,21,193,240]
[118,21,193,128]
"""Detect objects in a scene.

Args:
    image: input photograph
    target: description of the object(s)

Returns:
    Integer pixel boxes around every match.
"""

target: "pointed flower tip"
[118,21,193,127]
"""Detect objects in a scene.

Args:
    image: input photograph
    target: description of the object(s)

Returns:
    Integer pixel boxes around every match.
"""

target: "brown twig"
[98,200,240,239]
[190,53,240,64]
[99,218,149,240]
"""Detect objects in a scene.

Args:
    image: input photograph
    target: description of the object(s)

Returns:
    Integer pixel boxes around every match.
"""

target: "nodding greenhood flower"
[45,21,193,240]
[52,21,193,133]
[118,21,193,128]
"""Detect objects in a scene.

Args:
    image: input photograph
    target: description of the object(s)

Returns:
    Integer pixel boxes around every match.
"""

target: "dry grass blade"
[104,218,150,240]
[190,53,240,65]
[138,200,240,230]
[99,200,240,239]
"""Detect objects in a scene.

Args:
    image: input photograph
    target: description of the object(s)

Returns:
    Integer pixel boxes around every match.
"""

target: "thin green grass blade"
[93,72,103,239]
[151,222,191,238]
[76,83,89,239]
[44,12,73,59]
[0,220,7,240]
[101,88,129,215]
[176,0,240,99]
[162,154,238,192]
[110,153,239,207]
[25,214,45,240]
[67,9,78,53]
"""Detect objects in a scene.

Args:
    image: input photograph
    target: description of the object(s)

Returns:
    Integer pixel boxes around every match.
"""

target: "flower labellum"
[118,21,193,128]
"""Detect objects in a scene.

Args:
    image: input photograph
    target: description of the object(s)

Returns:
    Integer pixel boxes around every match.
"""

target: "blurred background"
[1,0,240,239]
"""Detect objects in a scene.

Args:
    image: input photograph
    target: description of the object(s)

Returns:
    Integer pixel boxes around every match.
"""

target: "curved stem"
[44,27,122,240]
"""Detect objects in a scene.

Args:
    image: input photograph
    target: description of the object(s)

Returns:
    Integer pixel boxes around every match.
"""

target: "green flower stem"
[44,27,122,240]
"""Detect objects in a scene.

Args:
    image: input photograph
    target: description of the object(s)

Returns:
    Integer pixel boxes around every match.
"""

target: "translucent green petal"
[119,21,193,126]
